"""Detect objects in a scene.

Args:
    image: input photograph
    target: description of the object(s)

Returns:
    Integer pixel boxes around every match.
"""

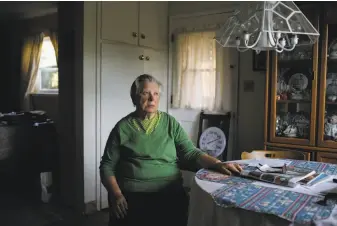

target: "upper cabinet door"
[139,2,168,50]
[101,2,139,45]
[317,8,337,149]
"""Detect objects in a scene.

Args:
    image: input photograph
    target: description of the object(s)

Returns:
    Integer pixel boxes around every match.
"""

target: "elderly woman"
[100,74,242,226]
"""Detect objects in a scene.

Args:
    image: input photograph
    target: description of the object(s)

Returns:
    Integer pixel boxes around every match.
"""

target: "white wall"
[168,1,240,16]
[83,2,98,207]
[168,1,266,161]
[236,52,265,159]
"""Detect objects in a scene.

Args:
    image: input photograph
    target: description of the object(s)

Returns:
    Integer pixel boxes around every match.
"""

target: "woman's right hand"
[110,193,128,219]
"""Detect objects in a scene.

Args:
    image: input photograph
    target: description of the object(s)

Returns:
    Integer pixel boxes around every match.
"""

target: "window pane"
[39,36,57,68]
[40,67,58,90]
[173,31,218,110]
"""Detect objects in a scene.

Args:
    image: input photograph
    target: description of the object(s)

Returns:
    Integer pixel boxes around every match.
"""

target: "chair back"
[241,150,310,161]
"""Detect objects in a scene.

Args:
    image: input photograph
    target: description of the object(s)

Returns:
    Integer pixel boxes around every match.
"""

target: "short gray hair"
[130,74,162,106]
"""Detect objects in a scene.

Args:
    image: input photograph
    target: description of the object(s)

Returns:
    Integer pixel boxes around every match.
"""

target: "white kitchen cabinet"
[101,2,139,46]
[101,1,168,50]
[139,2,168,50]
[100,43,144,208]
[100,44,168,135]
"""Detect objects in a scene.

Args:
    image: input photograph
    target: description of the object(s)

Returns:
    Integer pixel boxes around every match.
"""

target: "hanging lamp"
[215,1,320,53]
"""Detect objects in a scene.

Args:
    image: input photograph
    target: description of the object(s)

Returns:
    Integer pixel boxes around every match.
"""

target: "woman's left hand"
[211,162,243,176]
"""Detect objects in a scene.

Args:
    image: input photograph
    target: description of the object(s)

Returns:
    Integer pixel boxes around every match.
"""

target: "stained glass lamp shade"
[215,1,320,53]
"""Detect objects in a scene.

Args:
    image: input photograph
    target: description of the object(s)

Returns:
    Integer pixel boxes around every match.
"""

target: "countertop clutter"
[0,110,54,127]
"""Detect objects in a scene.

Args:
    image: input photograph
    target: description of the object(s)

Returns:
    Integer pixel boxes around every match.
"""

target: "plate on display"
[288,73,308,91]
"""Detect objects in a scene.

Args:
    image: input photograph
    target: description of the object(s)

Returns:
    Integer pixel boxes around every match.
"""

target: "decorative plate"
[288,73,308,91]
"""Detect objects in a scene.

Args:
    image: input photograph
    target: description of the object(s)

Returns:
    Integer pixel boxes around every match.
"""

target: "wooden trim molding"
[317,24,337,149]
[265,142,337,153]
[309,14,319,146]
[269,51,277,143]
[264,51,270,144]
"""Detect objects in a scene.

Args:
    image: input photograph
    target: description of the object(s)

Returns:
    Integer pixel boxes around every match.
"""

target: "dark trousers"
[109,190,189,226]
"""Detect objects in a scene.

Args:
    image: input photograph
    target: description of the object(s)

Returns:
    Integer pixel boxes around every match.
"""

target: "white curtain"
[172,31,225,112]
[20,33,45,111]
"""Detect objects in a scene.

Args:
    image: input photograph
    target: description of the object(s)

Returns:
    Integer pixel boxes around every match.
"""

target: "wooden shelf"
[276,100,311,104]
[278,59,313,68]
[326,101,337,105]
[265,142,337,152]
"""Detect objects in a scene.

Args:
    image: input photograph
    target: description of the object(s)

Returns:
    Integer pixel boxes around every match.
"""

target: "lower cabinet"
[266,144,337,164]
[317,152,337,164]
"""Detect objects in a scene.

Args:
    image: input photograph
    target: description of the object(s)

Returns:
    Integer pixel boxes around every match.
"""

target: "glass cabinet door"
[269,7,319,146]
[318,23,337,148]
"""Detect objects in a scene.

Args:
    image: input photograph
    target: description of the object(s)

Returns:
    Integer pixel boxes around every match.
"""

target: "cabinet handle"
[141,33,146,39]
[132,32,138,37]
[139,55,144,60]
[145,56,150,61]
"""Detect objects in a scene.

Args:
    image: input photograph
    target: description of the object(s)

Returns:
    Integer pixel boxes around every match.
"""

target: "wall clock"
[199,126,226,158]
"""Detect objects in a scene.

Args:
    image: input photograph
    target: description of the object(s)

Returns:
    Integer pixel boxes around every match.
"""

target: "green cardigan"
[99,111,204,192]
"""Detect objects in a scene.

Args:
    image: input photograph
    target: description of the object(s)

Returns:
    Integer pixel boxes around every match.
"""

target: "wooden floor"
[0,193,109,226]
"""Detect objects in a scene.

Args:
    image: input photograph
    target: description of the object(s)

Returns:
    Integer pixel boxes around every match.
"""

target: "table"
[187,159,337,226]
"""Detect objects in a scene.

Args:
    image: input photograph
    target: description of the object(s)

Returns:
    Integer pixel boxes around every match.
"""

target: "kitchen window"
[172,31,225,112]
[35,36,58,94]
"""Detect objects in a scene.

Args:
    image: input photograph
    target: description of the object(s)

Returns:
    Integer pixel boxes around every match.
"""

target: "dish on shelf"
[275,112,310,139]
[288,73,308,92]
[326,73,337,88]
[328,39,337,59]
[326,74,337,101]
[283,125,298,137]
[324,123,337,139]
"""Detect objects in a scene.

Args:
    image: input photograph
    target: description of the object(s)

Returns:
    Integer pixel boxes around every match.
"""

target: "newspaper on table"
[240,164,329,188]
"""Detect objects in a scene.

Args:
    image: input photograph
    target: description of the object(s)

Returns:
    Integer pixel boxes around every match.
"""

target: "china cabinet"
[264,3,337,163]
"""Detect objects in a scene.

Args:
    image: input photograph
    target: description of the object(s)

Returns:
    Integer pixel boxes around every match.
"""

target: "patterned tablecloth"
[196,160,337,225]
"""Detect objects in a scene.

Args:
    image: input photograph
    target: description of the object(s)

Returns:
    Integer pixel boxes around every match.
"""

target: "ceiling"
[0,2,57,20]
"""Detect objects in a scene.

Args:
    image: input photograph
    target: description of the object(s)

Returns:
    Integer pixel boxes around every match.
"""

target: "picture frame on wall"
[252,51,267,71]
